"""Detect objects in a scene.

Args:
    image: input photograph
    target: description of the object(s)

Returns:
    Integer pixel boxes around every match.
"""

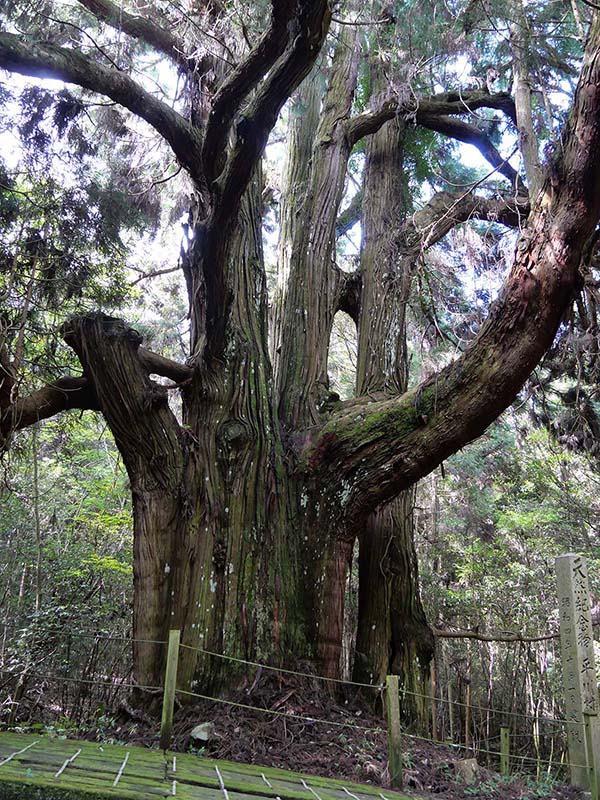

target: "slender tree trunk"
[389,489,434,729]
[273,69,322,355]
[353,94,434,703]
[32,426,42,614]
[273,29,361,679]
[510,0,543,198]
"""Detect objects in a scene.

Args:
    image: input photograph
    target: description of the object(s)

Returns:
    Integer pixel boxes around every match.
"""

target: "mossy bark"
[180,172,304,688]
[64,177,306,692]
[6,3,600,702]
[352,92,434,705]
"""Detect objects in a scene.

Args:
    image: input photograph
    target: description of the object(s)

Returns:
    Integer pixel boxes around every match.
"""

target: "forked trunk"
[5,0,600,709]
[65,180,309,691]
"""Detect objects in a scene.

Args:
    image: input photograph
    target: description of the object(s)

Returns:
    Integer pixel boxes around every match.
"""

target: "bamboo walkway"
[0,732,412,800]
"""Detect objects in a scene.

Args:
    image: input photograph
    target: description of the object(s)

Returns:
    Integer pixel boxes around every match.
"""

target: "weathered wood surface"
[385,675,402,789]
[160,628,181,751]
[0,733,413,800]
[556,553,600,790]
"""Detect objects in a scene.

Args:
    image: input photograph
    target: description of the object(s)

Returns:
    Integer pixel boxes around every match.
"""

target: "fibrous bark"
[303,9,600,517]
[352,92,433,709]
[274,26,360,430]
[2,2,600,696]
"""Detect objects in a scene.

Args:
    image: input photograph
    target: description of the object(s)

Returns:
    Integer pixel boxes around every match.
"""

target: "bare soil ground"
[89,670,584,800]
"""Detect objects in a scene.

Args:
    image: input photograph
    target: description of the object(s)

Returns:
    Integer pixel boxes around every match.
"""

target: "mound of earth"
[87,669,584,800]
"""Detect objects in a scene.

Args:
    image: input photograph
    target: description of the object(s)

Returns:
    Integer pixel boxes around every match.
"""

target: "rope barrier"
[0,668,161,694]
[178,643,385,691]
[0,618,582,731]
[0,661,586,779]
[1,620,167,646]
[175,688,385,733]
[400,729,585,769]
[427,690,573,727]
[177,685,585,775]
[178,642,573,727]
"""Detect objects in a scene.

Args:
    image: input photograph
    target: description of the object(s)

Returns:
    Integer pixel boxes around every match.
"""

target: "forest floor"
[78,670,585,800]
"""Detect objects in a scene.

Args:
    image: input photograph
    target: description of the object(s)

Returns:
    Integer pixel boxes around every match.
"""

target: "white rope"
[112,751,129,787]
[215,765,229,800]
[301,779,323,800]
[0,741,38,766]
[55,748,81,778]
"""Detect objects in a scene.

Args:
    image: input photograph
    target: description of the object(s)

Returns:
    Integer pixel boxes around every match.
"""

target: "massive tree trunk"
[63,180,304,692]
[178,176,302,688]
[2,2,600,698]
[0,0,335,692]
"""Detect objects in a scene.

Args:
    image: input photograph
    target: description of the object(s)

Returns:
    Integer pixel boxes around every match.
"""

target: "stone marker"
[190,722,215,742]
[555,554,600,790]
[453,758,479,784]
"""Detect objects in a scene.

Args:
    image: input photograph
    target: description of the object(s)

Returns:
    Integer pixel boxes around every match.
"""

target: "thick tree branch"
[138,347,192,383]
[186,2,331,365]
[273,24,358,428]
[202,0,297,184]
[417,114,523,188]
[0,32,203,183]
[301,13,600,522]
[425,90,517,124]
[1,377,98,440]
[435,621,600,642]
[345,90,516,147]
[0,343,190,445]
[215,0,331,218]
[189,1,331,363]
[433,627,557,643]
[75,0,192,72]
[62,315,184,479]
[62,313,186,681]
[407,190,530,251]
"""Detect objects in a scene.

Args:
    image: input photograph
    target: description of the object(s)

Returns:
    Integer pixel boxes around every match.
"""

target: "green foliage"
[522,774,561,799]
[414,410,600,769]
[420,418,600,623]
[0,416,133,632]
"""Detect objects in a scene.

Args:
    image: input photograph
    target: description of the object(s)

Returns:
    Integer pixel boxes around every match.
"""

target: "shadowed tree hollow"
[1,0,600,697]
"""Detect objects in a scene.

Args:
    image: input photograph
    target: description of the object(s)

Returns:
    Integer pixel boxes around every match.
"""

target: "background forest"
[1,0,600,794]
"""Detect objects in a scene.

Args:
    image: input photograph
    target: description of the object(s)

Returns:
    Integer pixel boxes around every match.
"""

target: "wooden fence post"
[430,661,438,741]
[160,629,181,751]
[585,712,599,800]
[500,726,510,776]
[385,675,403,789]
[465,682,471,751]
